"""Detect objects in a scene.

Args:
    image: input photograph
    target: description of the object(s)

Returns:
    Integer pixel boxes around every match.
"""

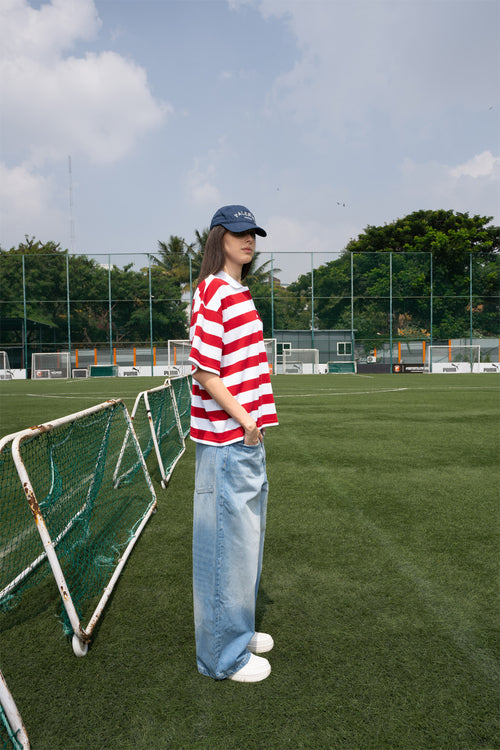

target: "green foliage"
[2,209,498,351]
[288,210,499,341]
[0,237,188,346]
[251,282,311,336]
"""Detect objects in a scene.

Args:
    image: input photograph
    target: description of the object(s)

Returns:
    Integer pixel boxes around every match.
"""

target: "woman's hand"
[243,422,262,446]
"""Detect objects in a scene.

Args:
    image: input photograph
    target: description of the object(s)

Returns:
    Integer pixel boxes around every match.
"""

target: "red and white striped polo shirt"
[189,271,278,446]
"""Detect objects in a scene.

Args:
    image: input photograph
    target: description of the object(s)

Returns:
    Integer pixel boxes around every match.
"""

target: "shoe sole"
[227,664,271,683]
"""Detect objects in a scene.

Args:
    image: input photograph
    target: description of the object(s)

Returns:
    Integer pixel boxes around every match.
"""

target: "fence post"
[149,254,154,376]
[389,252,393,372]
[470,251,473,367]
[350,252,355,359]
[22,255,28,378]
[108,256,113,365]
[311,253,315,350]
[66,252,71,370]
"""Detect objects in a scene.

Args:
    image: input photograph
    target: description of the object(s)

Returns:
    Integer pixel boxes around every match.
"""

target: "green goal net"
[0,432,50,616]
[115,378,190,489]
[1,401,156,656]
[170,375,192,438]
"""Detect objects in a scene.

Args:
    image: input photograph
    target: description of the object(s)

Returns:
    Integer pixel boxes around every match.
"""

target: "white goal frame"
[0,351,12,381]
[115,382,185,489]
[0,670,30,749]
[9,401,157,657]
[31,352,70,379]
[167,340,192,376]
[88,364,118,377]
[424,344,481,373]
[327,361,358,374]
[282,348,319,374]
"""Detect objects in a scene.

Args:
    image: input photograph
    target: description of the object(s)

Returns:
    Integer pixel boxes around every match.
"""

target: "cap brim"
[219,221,267,237]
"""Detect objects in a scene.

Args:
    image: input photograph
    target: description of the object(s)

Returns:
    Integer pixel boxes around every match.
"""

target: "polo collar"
[215,270,247,290]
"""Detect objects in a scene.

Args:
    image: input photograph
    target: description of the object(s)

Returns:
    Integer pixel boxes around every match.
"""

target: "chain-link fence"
[1,250,498,374]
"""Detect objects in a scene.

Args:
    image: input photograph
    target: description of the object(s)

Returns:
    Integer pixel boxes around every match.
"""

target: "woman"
[188,205,279,682]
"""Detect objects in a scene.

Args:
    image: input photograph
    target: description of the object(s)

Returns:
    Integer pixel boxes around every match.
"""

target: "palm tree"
[154,229,280,290]
[153,235,194,287]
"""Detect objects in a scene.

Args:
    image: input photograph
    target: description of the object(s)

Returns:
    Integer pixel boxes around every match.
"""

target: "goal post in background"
[327,361,357,374]
[424,344,481,373]
[31,352,70,379]
[282,348,319,374]
[0,352,11,381]
[167,340,192,376]
[88,364,118,377]
[5,401,156,657]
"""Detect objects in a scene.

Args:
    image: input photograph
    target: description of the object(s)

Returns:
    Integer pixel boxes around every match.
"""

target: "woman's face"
[222,230,256,278]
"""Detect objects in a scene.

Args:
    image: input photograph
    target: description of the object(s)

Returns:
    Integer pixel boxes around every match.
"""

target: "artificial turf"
[0,374,499,749]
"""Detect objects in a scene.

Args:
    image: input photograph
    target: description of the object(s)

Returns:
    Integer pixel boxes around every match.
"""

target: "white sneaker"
[227,654,271,683]
[248,632,274,654]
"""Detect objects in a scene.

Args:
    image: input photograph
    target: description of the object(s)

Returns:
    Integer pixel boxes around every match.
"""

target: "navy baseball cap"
[210,205,267,237]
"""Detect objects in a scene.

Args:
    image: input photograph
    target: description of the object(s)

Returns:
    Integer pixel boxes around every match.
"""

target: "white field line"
[0,524,37,562]
[275,387,409,398]
[24,393,136,400]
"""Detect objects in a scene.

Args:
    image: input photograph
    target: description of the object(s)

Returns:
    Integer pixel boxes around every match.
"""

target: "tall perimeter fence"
[0,250,498,376]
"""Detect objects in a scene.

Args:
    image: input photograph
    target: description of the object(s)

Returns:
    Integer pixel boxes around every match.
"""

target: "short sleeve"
[189,280,224,375]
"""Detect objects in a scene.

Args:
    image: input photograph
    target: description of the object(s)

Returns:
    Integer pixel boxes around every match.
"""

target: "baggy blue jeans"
[192,439,268,679]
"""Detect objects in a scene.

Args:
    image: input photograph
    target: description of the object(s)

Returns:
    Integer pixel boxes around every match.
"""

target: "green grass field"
[1,374,499,750]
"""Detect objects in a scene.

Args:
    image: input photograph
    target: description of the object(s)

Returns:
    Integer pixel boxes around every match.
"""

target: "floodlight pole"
[189,255,193,316]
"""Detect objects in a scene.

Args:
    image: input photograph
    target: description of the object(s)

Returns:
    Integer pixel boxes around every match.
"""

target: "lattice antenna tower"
[68,155,75,253]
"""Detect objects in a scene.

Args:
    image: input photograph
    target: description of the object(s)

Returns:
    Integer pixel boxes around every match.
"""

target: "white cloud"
[0,0,171,248]
[0,0,100,60]
[0,163,65,247]
[400,153,500,218]
[254,0,499,139]
[0,0,170,167]
[450,151,500,179]
[185,159,222,207]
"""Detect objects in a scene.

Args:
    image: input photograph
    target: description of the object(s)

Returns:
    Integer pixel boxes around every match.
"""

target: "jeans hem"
[197,651,251,680]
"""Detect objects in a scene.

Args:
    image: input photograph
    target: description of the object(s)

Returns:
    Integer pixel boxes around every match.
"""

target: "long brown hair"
[197,226,253,286]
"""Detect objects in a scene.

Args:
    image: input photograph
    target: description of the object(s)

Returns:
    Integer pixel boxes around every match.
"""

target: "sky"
[0,0,499,284]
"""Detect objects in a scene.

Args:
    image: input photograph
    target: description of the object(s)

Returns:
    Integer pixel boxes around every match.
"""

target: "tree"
[0,237,188,347]
[288,210,499,342]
